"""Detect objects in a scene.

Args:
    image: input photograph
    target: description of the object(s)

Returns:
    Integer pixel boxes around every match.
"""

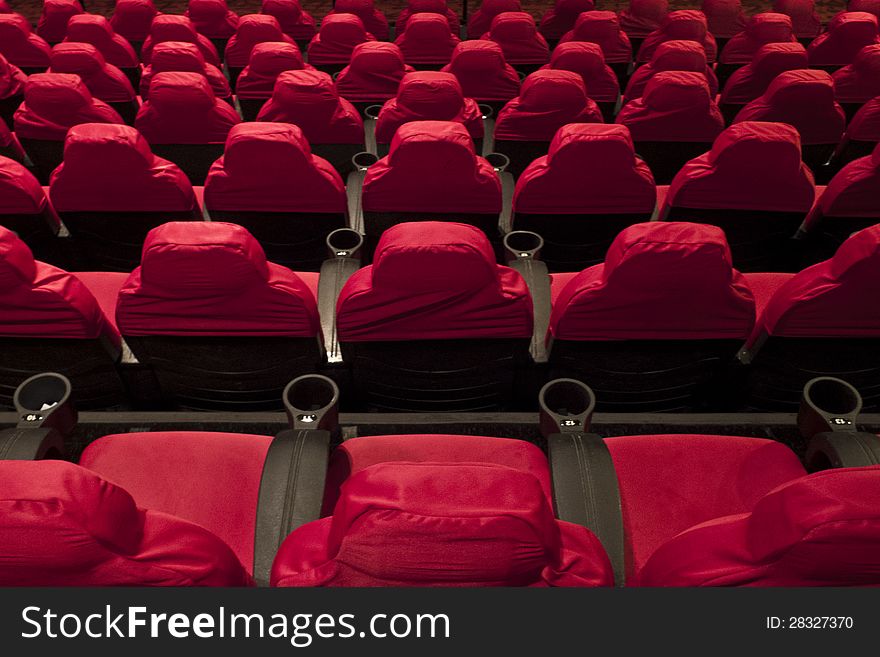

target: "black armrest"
[547,432,626,587]
[0,427,65,460]
[317,229,363,363]
[504,231,551,363]
[805,431,880,472]
[252,428,331,587]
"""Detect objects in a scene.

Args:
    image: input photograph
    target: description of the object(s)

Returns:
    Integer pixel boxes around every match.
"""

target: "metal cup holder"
[478,103,494,119]
[539,378,596,437]
[283,374,340,432]
[13,372,77,434]
[352,151,379,171]
[485,151,510,172]
[798,376,862,438]
[503,230,544,263]
[363,104,382,120]
[326,227,364,260]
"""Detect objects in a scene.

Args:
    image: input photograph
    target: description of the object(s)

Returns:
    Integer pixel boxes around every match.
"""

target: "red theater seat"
[548,222,754,410]
[110,0,158,51]
[140,41,232,104]
[662,121,815,270]
[64,14,140,85]
[256,69,364,174]
[235,42,312,120]
[0,53,29,127]
[743,224,880,409]
[135,71,240,184]
[307,13,375,74]
[559,11,632,65]
[261,0,317,42]
[774,0,822,39]
[187,0,239,40]
[336,222,532,410]
[49,123,200,271]
[702,0,747,39]
[225,14,296,85]
[325,0,387,41]
[836,95,880,165]
[395,12,460,68]
[544,42,619,104]
[36,0,83,45]
[619,0,669,41]
[0,155,60,261]
[616,70,724,183]
[0,226,126,409]
[0,14,52,73]
[637,10,717,63]
[833,44,880,120]
[469,0,522,39]
[374,71,482,148]
[495,69,603,177]
[0,116,24,162]
[732,69,845,179]
[116,221,321,410]
[272,440,612,587]
[539,0,596,41]
[337,42,414,109]
[482,12,550,70]
[624,39,717,103]
[205,122,348,270]
[142,14,221,67]
[14,73,124,183]
[395,0,460,35]
[719,42,807,119]
[807,11,879,69]
[513,124,656,271]
[850,0,880,19]
[442,40,520,112]
[0,460,252,586]
[49,43,138,124]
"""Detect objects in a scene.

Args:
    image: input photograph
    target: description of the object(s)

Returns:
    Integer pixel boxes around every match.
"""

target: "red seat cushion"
[542,42,619,103]
[559,10,632,63]
[702,0,747,38]
[262,0,317,41]
[235,41,312,99]
[719,12,796,64]
[49,42,136,104]
[807,11,879,67]
[395,0,460,35]
[140,41,231,100]
[225,13,296,68]
[186,0,240,39]
[0,14,51,69]
[336,42,412,102]
[470,0,522,38]
[37,0,83,44]
[483,11,550,65]
[306,13,375,65]
[64,14,140,68]
[832,43,880,103]
[619,0,669,39]
[624,39,717,101]
[141,14,221,66]
[111,0,159,43]
[327,0,388,40]
[637,9,717,62]
[720,42,807,105]
[773,0,822,38]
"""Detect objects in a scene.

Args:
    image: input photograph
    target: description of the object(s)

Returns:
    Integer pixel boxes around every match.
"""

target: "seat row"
[2,372,879,587]
[2,212,879,413]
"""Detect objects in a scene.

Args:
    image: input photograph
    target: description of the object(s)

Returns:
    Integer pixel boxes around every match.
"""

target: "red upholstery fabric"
[543,42,619,102]
[619,0,669,39]
[0,155,50,215]
[624,40,718,102]
[50,123,195,212]
[375,71,482,143]
[142,14,221,66]
[482,11,550,65]
[37,0,82,44]
[256,69,363,144]
[833,44,880,102]
[64,14,139,69]
[495,70,602,141]
[637,9,717,62]
[336,42,412,103]
[549,222,754,341]
[469,0,521,38]
[850,0,880,19]
[261,0,316,41]
[49,43,135,104]
[0,14,52,68]
[720,42,807,105]
[0,460,252,586]
[604,434,807,584]
[73,271,130,335]
[323,434,554,510]
[616,70,724,141]
[111,0,158,43]
[773,0,822,38]
[639,466,880,586]
[0,117,25,160]
[116,222,319,337]
[702,0,746,38]
[514,123,655,214]
[235,41,311,99]
[442,40,520,103]
[14,73,123,141]
[273,461,612,587]
[846,96,880,141]
[337,222,529,340]
[362,122,501,213]
[395,0,460,35]
[808,12,880,66]
[225,14,296,68]
[326,0,388,41]
[205,122,346,213]
[664,121,815,212]
[186,0,239,39]
[135,71,240,144]
[0,225,119,343]
[559,10,632,63]
[538,0,596,40]
[802,144,880,230]
[80,431,273,575]
[751,224,880,341]
[721,13,801,66]
[0,53,26,99]
[307,13,375,65]
[140,41,231,100]
[733,69,845,145]
[742,271,794,319]
[395,12,460,66]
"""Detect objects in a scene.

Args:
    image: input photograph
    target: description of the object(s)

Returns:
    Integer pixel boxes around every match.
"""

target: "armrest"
[252,428,331,587]
[504,231,551,363]
[805,431,880,472]
[317,229,364,364]
[0,427,65,460]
